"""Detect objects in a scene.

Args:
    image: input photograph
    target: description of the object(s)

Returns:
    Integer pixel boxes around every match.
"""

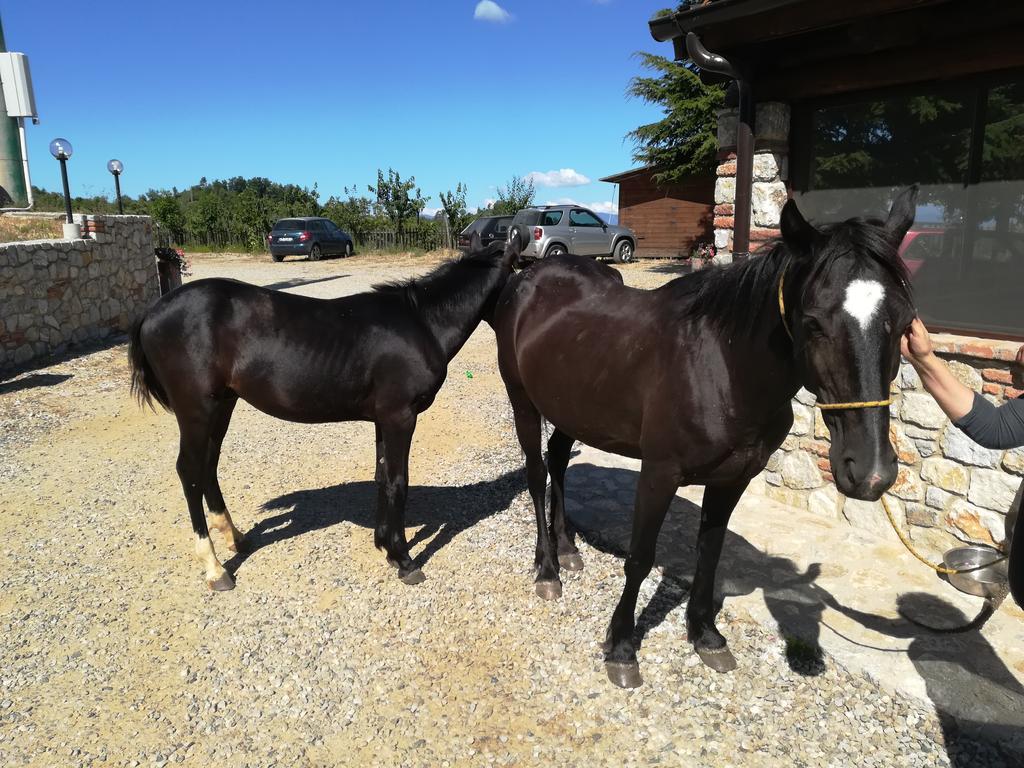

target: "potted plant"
[154,247,191,294]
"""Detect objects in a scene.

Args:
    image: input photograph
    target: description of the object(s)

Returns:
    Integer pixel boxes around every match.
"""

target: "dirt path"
[0,253,987,767]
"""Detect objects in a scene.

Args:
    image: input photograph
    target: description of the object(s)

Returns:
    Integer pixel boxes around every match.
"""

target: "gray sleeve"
[952,393,1024,450]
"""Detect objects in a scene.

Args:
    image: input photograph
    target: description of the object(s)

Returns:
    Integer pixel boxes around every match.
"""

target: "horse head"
[781,187,918,501]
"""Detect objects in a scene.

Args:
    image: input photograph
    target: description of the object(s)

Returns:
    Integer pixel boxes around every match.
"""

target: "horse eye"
[803,318,825,339]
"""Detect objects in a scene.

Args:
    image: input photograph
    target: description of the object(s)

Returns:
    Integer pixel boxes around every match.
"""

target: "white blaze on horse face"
[843,280,885,332]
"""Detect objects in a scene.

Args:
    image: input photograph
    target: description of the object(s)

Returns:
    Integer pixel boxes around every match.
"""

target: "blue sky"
[7,0,673,215]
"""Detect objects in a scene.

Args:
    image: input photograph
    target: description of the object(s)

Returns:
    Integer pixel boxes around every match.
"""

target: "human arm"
[902,318,1024,449]
[901,317,975,420]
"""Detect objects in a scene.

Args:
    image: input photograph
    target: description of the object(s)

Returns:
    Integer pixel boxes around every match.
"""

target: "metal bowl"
[943,545,1009,599]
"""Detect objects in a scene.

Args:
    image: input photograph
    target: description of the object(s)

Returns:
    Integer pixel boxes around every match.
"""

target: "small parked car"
[509,205,636,263]
[457,215,513,254]
[267,217,354,262]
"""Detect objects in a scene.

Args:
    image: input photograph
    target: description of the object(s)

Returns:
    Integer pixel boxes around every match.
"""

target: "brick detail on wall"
[713,102,791,264]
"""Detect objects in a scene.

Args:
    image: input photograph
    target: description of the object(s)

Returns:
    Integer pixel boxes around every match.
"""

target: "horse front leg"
[547,429,582,571]
[687,480,748,673]
[374,413,424,585]
[604,459,681,688]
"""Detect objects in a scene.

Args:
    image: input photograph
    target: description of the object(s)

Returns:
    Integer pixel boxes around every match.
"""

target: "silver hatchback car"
[509,205,637,263]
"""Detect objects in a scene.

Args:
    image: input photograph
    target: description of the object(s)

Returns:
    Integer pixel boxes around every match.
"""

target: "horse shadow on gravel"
[565,462,829,676]
[223,466,525,576]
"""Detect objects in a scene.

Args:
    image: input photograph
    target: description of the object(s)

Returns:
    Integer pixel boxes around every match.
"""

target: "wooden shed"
[600,167,714,259]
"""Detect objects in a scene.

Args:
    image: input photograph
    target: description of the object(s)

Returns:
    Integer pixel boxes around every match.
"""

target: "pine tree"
[627,50,726,184]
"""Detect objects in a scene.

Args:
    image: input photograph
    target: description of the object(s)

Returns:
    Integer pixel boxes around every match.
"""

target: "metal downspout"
[685,32,753,261]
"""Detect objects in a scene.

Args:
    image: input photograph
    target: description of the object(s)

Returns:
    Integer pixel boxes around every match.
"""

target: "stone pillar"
[713,102,791,264]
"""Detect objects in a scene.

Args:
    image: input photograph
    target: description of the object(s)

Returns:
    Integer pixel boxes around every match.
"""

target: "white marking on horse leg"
[210,509,244,552]
[843,279,885,331]
[194,534,231,589]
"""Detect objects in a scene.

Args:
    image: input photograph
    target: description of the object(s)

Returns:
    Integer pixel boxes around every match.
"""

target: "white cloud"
[474,1,511,23]
[525,168,591,188]
[544,198,618,215]
[481,197,496,209]
[421,206,441,218]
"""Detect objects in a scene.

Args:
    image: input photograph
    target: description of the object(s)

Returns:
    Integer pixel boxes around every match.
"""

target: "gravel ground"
[0,252,1012,767]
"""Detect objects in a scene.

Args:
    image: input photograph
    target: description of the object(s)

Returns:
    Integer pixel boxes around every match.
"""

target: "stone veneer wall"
[758,339,1023,555]
[713,102,791,263]
[0,214,159,370]
[713,101,1023,554]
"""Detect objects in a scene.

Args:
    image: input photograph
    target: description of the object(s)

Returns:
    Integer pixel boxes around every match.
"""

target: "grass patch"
[0,215,63,243]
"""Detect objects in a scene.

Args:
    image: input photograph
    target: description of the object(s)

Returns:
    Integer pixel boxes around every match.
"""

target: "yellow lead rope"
[881,496,1007,575]
[777,264,893,411]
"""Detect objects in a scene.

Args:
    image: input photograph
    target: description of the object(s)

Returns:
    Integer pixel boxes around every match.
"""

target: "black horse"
[494,188,919,687]
[129,234,519,591]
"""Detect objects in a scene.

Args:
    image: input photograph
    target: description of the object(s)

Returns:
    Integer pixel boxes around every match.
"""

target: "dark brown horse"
[494,189,919,687]
[130,235,519,591]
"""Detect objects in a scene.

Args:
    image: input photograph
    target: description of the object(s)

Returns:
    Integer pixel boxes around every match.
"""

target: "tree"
[438,182,473,241]
[148,194,187,243]
[368,168,428,234]
[626,50,726,183]
[321,186,381,240]
[493,175,535,215]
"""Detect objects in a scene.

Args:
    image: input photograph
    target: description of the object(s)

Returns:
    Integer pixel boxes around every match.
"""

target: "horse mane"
[372,245,505,316]
[670,217,913,338]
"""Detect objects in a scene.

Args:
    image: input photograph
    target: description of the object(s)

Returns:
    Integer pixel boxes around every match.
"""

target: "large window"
[793,75,1024,338]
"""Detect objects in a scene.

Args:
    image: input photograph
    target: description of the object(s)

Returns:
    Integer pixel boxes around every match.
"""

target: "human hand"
[900,317,934,364]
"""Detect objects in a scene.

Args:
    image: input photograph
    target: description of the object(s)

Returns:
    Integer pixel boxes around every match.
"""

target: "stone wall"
[713,102,791,263]
[758,337,1023,555]
[0,214,159,370]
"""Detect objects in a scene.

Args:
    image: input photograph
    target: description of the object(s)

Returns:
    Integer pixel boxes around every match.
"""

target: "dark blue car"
[268,217,354,262]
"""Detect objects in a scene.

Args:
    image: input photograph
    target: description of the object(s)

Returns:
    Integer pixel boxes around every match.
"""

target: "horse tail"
[128,315,172,412]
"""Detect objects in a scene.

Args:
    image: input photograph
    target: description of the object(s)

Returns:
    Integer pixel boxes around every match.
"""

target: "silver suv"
[510,205,637,263]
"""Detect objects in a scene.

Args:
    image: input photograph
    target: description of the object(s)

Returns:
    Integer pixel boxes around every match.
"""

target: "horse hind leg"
[507,387,561,599]
[547,429,583,571]
[203,394,246,553]
[176,405,233,592]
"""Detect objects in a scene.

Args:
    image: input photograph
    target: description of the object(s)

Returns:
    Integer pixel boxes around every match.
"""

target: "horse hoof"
[535,580,562,600]
[558,553,584,571]
[399,568,426,585]
[207,572,235,592]
[606,661,643,688]
[696,646,737,673]
[386,557,400,569]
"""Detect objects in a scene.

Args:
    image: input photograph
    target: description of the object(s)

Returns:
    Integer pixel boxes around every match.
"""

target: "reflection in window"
[569,209,602,227]
[796,78,1024,337]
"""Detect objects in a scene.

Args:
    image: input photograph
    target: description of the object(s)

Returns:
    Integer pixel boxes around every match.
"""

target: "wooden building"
[600,167,714,259]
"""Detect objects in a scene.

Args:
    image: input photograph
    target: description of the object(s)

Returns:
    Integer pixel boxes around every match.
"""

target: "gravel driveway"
[0,252,1010,767]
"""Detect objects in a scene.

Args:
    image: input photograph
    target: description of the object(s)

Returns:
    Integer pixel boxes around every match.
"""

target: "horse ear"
[468,230,484,255]
[886,184,919,244]
[780,198,817,253]
[503,226,531,268]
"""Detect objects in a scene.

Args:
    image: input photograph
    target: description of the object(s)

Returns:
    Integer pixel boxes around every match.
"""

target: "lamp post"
[107,159,124,214]
[49,138,79,238]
